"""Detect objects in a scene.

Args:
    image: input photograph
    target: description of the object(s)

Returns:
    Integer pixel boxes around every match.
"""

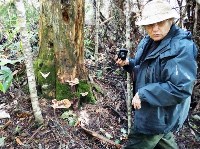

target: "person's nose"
[152,23,159,31]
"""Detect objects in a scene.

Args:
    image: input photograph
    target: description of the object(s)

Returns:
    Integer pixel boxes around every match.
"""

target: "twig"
[1,120,12,130]
[80,126,122,149]
[100,16,114,26]
[25,125,43,144]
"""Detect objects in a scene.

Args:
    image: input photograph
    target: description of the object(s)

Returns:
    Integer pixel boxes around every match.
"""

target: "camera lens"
[118,49,128,60]
[120,52,125,59]
[121,52,124,57]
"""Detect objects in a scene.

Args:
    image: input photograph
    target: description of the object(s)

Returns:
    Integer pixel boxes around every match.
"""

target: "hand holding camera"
[117,48,128,60]
[116,48,129,67]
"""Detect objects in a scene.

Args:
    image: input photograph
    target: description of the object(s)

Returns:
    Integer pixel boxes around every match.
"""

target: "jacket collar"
[144,24,178,59]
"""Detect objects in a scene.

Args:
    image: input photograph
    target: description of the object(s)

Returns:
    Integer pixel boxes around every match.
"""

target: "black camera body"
[118,48,128,60]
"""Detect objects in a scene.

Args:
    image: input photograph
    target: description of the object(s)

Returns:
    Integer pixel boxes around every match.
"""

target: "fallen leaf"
[17,112,31,118]
[0,104,6,109]
[0,110,10,119]
[15,137,24,145]
[78,110,89,126]
[105,132,113,139]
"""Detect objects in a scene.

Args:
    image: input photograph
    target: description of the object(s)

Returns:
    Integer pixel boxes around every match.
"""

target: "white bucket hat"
[135,0,180,26]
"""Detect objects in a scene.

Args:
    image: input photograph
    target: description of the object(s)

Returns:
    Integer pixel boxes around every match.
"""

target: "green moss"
[34,57,95,102]
[34,45,95,103]
[55,80,75,100]
[55,80,96,104]
[33,58,56,99]
[77,80,96,104]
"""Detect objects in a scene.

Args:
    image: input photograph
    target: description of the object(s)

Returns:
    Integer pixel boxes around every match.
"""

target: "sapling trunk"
[125,0,132,134]
[15,0,44,124]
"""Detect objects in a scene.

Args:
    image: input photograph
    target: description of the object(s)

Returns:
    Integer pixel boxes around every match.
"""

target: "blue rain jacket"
[124,25,198,134]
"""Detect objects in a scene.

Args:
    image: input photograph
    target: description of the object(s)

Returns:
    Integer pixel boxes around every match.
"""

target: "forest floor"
[0,59,200,149]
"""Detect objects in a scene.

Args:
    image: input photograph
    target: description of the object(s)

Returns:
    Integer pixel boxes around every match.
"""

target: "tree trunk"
[194,2,200,46]
[95,0,100,67]
[192,2,200,110]
[125,0,132,134]
[113,0,125,10]
[36,0,94,102]
[15,0,44,124]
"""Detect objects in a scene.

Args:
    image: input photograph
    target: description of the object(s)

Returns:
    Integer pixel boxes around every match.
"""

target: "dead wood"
[1,120,12,130]
[80,125,122,149]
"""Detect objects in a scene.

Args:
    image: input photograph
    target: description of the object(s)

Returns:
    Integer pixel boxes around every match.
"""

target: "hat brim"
[135,10,180,26]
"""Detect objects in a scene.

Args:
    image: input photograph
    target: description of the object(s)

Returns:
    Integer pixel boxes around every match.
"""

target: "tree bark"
[15,0,44,124]
[36,0,93,101]
[95,0,100,67]
[113,0,125,10]
[125,0,132,134]
[194,2,200,45]
[192,2,200,110]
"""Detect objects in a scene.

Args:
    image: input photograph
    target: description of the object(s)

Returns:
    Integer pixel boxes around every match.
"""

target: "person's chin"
[152,36,163,41]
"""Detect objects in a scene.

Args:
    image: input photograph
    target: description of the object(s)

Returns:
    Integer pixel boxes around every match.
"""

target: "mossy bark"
[35,0,94,102]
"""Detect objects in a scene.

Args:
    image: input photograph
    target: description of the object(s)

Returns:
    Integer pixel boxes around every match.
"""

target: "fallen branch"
[1,120,12,130]
[25,124,43,144]
[80,126,122,148]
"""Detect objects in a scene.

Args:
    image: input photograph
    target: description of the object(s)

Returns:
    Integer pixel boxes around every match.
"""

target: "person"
[116,0,198,149]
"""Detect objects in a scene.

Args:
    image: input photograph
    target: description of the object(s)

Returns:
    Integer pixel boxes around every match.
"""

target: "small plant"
[0,57,23,93]
[60,110,78,126]
[84,38,95,51]
[120,128,128,140]
[0,66,13,93]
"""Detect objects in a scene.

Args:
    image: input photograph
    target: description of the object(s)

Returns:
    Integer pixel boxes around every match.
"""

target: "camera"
[117,48,128,60]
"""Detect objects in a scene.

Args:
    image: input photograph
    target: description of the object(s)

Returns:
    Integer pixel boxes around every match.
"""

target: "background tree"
[182,0,200,110]
[95,0,100,67]
[194,1,200,47]
[36,0,94,102]
[125,0,132,134]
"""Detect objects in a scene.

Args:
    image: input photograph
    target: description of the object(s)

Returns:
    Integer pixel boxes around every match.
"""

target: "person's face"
[144,19,173,41]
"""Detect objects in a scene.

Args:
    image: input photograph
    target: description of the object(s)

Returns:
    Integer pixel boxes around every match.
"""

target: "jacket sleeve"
[138,41,198,107]
[123,58,136,73]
